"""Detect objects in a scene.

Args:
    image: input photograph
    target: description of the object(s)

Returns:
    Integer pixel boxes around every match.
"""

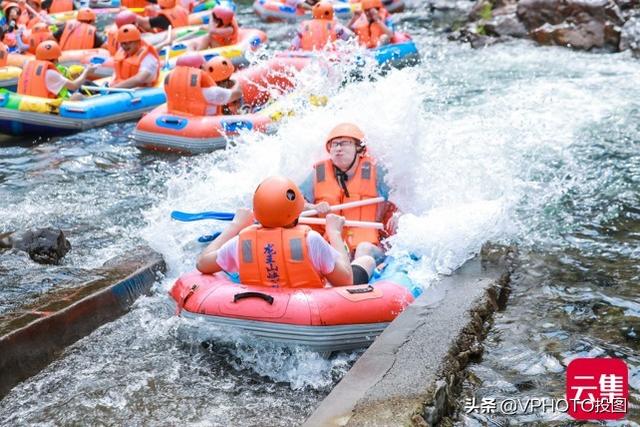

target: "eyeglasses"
[329,139,356,149]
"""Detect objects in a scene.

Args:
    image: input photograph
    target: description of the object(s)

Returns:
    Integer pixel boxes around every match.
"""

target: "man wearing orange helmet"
[197,176,376,287]
[137,0,189,32]
[164,54,242,116]
[53,8,105,50]
[348,0,393,48]
[111,24,160,89]
[300,123,399,261]
[16,40,95,98]
[292,1,351,51]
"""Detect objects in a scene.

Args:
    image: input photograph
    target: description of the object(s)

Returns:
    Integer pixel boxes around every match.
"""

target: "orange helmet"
[117,24,141,43]
[158,0,175,8]
[35,40,61,61]
[312,1,333,20]
[361,0,382,10]
[211,6,234,25]
[203,56,234,82]
[77,8,96,23]
[253,176,305,228]
[176,53,204,68]
[325,123,366,152]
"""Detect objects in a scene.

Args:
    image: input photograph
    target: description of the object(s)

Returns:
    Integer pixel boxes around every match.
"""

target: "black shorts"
[351,265,370,285]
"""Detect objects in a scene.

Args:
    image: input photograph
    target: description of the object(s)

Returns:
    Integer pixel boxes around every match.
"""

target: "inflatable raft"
[170,258,420,352]
[281,33,419,69]
[0,65,21,91]
[132,56,309,154]
[0,85,165,137]
[253,0,404,22]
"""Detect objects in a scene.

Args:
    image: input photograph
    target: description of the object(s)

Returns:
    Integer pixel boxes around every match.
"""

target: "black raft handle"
[346,285,375,294]
[233,291,274,305]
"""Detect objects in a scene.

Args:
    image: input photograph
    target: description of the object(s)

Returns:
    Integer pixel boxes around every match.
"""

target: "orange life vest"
[352,15,385,49]
[59,20,96,50]
[0,42,7,67]
[312,156,379,250]
[164,65,216,115]
[238,224,324,288]
[28,30,53,54]
[17,59,58,98]
[121,0,149,8]
[159,6,189,28]
[48,0,73,13]
[104,27,118,56]
[209,17,239,47]
[113,41,159,86]
[298,19,337,51]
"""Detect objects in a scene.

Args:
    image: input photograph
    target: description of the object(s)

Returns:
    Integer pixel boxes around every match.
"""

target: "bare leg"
[354,241,385,264]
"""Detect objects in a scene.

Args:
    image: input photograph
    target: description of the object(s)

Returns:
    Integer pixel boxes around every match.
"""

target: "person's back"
[157,0,189,28]
[27,22,54,54]
[47,0,73,14]
[297,2,337,51]
[164,55,216,116]
[17,40,61,99]
[197,176,376,287]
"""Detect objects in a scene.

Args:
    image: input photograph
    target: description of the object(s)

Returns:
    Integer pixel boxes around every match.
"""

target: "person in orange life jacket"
[299,123,400,262]
[291,1,350,51]
[136,0,189,32]
[25,21,53,54]
[348,0,393,48]
[53,8,105,50]
[164,54,241,115]
[110,24,160,89]
[201,55,242,115]
[196,176,377,287]
[188,6,238,51]
[42,0,74,14]
[16,40,96,98]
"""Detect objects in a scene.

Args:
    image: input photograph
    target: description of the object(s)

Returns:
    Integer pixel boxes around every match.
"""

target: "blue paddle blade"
[198,231,222,243]
[170,211,235,222]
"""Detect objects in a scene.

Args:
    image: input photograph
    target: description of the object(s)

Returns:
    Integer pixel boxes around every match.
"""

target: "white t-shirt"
[138,53,159,84]
[202,86,233,114]
[216,230,340,275]
[45,70,69,95]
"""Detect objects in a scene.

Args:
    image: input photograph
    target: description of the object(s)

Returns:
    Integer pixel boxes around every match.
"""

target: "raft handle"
[233,291,274,305]
[346,285,374,294]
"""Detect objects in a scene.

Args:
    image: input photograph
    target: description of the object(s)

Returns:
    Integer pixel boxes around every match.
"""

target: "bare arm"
[63,65,97,91]
[196,208,254,273]
[322,214,353,286]
[111,69,153,88]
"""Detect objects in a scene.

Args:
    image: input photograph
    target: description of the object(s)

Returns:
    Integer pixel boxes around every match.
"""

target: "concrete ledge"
[305,246,513,427]
[0,246,165,399]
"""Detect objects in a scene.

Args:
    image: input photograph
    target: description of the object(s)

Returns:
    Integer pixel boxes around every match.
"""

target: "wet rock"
[517,0,623,49]
[485,11,529,37]
[619,15,640,56]
[11,228,71,265]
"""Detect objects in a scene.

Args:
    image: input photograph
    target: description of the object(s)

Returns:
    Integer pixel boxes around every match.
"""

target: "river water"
[0,0,639,425]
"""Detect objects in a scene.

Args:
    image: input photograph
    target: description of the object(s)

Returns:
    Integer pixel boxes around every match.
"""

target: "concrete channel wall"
[305,246,513,426]
[0,246,165,399]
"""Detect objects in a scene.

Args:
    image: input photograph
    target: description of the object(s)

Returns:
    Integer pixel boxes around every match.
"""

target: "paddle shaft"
[298,217,383,229]
[300,197,385,217]
[80,85,135,93]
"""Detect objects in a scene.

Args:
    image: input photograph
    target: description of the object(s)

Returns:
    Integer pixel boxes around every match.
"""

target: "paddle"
[80,85,136,93]
[172,197,385,222]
